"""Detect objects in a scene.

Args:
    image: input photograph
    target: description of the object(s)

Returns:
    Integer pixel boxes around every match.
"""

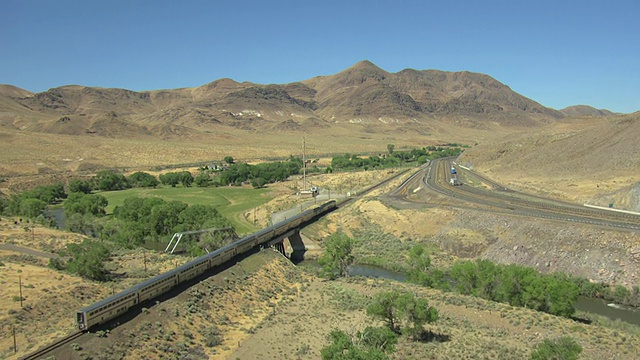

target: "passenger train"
[76,200,337,330]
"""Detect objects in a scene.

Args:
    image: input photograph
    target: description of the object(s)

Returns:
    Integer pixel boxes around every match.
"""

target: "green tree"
[149,201,188,236]
[179,171,194,187]
[224,156,234,164]
[450,260,479,295]
[66,213,97,236]
[175,204,228,233]
[64,192,108,217]
[194,172,212,187]
[318,232,355,279]
[22,183,66,204]
[407,245,433,286]
[95,170,129,191]
[19,198,47,218]
[399,293,438,341]
[250,177,267,188]
[127,171,159,188]
[543,273,579,318]
[530,337,582,360]
[387,144,395,155]
[366,291,404,333]
[357,326,398,353]
[66,239,110,281]
[159,172,181,187]
[367,290,438,340]
[68,179,93,194]
[158,171,193,187]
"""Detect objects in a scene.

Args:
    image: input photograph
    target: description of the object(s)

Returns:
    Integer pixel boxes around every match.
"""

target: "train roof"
[78,285,139,313]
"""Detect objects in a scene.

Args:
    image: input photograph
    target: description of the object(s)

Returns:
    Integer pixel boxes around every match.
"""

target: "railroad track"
[453,161,640,222]
[422,158,640,231]
[20,331,84,360]
[335,167,415,209]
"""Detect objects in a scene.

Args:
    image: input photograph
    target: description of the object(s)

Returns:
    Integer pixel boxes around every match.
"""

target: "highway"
[390,158,640,232]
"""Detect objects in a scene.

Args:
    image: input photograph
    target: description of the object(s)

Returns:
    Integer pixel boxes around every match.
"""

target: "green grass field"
[100,186,275,234]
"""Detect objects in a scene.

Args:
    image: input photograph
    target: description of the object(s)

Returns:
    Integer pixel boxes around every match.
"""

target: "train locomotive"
[76,200,337,331]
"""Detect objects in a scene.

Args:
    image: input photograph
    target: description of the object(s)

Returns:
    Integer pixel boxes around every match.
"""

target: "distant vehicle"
[450,177,461,186]
[451,167,457,175]
[299,186,319,197]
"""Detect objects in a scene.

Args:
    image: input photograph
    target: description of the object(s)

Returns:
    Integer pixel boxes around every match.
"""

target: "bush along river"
[301,261,640,327]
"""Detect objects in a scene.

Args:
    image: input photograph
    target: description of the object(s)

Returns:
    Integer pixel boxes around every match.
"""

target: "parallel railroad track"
[424,158,640,231]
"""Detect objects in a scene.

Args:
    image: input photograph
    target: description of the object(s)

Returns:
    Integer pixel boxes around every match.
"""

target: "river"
[301,261,640,327]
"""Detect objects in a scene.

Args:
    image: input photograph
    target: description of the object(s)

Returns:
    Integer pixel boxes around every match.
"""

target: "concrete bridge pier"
[270,230,306,263]
[287,231,306,263]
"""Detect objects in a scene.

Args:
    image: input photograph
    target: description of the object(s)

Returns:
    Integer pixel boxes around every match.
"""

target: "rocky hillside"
[303,61,562,127]
[0,61,566,139]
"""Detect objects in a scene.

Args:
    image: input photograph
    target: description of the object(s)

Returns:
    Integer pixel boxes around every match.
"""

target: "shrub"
[48,258,65,270]
[530,337,582,360]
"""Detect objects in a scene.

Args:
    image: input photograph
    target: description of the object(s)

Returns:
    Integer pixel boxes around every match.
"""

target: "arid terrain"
[1,61,639,359]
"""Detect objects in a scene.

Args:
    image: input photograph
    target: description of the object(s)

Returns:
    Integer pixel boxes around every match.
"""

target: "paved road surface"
[0,243,62,259]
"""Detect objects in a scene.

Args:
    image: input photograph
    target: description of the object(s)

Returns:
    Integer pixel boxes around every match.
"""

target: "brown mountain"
[0,61,567,138]
[559,105,615,117]
[303,61,562,127]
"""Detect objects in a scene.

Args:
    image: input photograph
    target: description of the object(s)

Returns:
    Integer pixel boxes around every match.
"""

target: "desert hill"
[0,61,566,139]
[560,105,616,117]
[458,112,640,207]
[303,61,563,127]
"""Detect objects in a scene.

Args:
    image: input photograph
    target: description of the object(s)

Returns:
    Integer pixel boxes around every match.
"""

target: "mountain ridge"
[0,61,613,138]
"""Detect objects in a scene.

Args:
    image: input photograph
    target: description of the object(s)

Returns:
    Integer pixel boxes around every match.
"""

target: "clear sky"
[1,0,638,113]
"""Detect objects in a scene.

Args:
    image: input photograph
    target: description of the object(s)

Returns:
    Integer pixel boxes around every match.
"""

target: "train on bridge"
[76,200,337,331]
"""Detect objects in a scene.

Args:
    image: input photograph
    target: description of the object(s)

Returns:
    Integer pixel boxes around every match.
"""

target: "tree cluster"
[572,277,640,307]
[96,197,230,249]
[366,290,439,340]
[2,183,66,218]
[447,260,579,317]
[69,170,160,194]
[329,145,464,172]
[215,156,303,188]
[405,246,581,318]
[321,290,440,359]
[159,171,194,187]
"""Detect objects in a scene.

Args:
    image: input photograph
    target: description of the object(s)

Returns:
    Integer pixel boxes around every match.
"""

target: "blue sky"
[1,0,638,113]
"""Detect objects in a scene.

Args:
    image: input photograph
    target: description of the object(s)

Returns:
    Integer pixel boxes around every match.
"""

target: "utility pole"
[143,249,147,272]
[13,325,17,353]
[302,137,307,191]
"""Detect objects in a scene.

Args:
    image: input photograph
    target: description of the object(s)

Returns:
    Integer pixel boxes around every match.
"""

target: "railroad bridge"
[268,227,307,262]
